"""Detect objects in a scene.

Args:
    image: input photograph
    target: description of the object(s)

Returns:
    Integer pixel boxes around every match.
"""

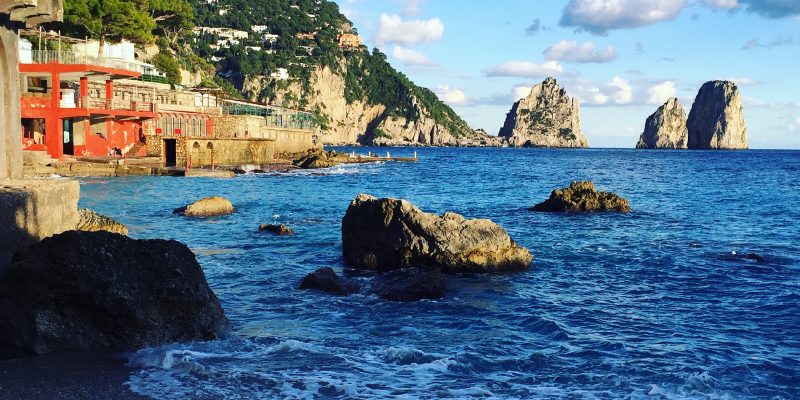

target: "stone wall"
[145,135,163,157]
[271,128,315,155]
[179,138,275,167]
[210,114,267,139]
[0,180,80,269]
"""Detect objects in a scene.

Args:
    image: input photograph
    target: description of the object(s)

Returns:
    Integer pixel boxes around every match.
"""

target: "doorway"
[164,139,176,166]
[62,119,74,155]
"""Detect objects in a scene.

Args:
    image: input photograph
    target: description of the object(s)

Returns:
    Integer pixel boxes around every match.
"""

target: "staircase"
[124,143,145,157]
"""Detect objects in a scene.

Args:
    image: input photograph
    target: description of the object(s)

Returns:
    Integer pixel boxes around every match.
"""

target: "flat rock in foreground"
[0,231,229,359]
[531,181,630,212]
[342,194,533,273]
[174,196,234,217]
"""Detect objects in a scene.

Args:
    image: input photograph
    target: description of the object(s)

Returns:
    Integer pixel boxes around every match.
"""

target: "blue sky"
[334,0,800,148]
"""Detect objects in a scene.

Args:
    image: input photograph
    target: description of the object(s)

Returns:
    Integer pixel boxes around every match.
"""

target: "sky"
[333,0,800,148]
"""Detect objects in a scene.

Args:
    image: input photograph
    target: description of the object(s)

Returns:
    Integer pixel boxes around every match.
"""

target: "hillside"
[187,0,490,145]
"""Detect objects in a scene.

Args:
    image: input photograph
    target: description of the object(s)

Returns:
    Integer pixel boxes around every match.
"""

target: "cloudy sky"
[334,0,800,148]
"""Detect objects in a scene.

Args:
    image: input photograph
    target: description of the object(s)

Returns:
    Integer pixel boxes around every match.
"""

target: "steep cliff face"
[636,97,688,149]
[499,78,588,148]
[687,80,748,149]
[245,61,492,146]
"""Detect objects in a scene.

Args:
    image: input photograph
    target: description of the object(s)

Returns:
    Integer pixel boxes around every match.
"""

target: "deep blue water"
[78,148,800,399]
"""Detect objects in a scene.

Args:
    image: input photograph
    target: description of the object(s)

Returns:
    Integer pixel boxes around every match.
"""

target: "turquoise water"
[78,148,800,399]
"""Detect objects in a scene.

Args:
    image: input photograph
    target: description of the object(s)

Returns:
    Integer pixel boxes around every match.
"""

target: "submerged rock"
[531,181,630,212]
[342,194,533,273]
[259,224,294,235]
[370,268,445,302]
[174,196,234,217]
[0,231,229,359]
[636,98,688,149]
[499,77,588,148]
[299,267,360,295]
[687,80,748,149]
[75,208,128,235]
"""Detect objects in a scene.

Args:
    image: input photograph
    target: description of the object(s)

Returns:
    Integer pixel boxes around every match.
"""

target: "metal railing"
[28,50,161,76]
[222,101,317,131]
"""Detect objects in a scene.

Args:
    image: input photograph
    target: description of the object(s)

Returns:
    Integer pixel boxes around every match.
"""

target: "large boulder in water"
[530,181,630,212]
[687,80,748,149]
[75,208,128,235]
[370,268,445,302]
[342,194,533,273]
[0,231,229,359]
[174,196,234,217]
[299,267,360,295]
[636,97,688,149]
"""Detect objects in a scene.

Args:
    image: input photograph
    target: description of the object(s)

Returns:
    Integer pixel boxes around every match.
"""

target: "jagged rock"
[259,224,293,235]
[636,98,688,149]
[342,194,533,273]
[173,196,234,217]
[370,268,446,302]
[299,267,360,295]
[75,209,128,235]
[292,148,344,169]
[499,78,589,148]
[0,231,229,359]
[531,181,630,212]
[687,80,748,149]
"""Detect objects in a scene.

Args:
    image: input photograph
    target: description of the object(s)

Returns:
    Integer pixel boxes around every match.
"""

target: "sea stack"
[687,80,748,149]
[636,98,688,149]
[499,78,588,148]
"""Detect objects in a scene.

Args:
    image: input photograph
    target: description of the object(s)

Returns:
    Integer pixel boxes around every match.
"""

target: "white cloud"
[513,85,533,100]
[543,40,616,63]
[608,77,633,104]
[796,116,800,124]
[482,61,564,78]
[704,0,739,9]
[559,0,687,34]
[391,46,431,65]
[727,77,759,85]
[435,85,467,105]
[373,14,444,46]
[647,81,677,104]
[400,0,423,15]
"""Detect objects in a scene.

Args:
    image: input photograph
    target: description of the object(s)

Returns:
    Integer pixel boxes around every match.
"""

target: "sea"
[77,147,800,399]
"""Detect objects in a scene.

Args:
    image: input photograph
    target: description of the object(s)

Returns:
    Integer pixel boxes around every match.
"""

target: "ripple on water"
[73,148,800,399]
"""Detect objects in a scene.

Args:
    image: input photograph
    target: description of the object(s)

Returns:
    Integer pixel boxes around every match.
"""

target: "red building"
[20,52,157,159]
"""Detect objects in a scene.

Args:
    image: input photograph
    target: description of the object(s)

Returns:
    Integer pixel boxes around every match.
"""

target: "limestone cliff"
[636,98,688,149]
[499,78,588,148]
[243,64,493,146]
[687,80,748,149]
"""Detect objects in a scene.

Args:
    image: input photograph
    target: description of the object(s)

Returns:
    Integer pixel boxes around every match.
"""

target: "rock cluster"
[499,78,589,148]
[75,208,128,235]
[342,194,532,273]
[299,267,446,302]
[636,98,688,149]
[636,81,747,149]
[259,223,293,235]
[531,181,630,212]
[292,148,350,169]
[174,196,234,217]
[0,231,229,359]
[687,80,748,149]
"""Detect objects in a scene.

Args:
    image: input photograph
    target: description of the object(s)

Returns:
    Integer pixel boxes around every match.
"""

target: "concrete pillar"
[46,71,63,158]
[0,25,22,180]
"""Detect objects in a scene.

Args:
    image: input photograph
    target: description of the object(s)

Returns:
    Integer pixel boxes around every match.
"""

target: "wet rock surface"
[174,196,234,217]
[531,181,630,212]
[259,224,294,235]
[76,208,128,235]
[342,194,533,273]
[0,231,229,359]
[299,267,361,296]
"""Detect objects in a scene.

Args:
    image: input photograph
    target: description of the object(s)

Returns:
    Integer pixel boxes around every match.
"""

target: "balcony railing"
[28,50,161,76]
[79,96,156,113]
